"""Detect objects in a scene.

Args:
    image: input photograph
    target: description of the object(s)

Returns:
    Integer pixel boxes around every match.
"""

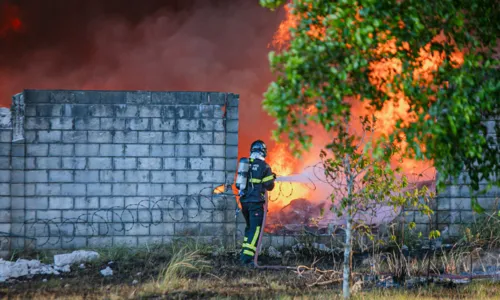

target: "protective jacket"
[240,157,275,203]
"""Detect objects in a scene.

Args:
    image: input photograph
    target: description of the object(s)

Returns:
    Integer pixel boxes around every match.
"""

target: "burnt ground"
[1,246,500,299]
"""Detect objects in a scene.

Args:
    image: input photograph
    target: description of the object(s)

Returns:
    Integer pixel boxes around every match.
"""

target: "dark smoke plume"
[0,0,285,155]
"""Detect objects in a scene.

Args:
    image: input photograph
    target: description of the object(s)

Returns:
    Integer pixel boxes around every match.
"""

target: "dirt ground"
[1,246,500,300]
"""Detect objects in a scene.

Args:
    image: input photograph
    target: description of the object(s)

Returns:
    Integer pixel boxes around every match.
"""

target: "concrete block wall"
[1,90,239,250]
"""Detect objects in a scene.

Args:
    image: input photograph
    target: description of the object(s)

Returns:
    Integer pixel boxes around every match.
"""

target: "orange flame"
[267,144,311,213]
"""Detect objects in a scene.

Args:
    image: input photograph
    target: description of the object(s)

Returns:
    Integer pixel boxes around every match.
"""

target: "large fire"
[263,1,465,232]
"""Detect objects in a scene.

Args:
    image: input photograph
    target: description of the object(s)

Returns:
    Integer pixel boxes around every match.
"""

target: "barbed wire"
[0,162,437,249]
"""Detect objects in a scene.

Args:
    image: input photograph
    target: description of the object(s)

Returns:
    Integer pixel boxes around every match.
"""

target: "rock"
[79,264,85,269]
[55,265,71,273]
[100,266,113,277]
[42,278,47,282]
[136,272,142,276]
[132,279,138,285]
[267,246,282,258]
[54,250,100,267]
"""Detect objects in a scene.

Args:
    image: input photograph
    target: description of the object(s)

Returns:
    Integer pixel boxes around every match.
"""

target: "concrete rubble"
[267,246,282,258]
[100,266,113,277]
[0,250,100,283]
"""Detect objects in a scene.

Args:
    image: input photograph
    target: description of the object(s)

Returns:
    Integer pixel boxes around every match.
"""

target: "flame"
[267,144,311,212]
[213,184,225,194]
[0,2,22,36]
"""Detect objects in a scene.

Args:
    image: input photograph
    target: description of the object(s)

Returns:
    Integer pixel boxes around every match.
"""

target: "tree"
[259,0,499,208]
[258,0,499,298]
[318,116,433,298]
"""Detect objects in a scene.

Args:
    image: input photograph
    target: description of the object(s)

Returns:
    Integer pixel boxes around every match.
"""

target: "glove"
[272,173,277,179]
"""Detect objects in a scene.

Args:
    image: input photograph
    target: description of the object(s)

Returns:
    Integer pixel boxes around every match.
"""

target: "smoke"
[0,0,284,157]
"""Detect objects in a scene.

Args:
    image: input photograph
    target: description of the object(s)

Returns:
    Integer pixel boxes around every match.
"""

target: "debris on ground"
[132,279,138,285]
[0,259,61,282]
[267,246,282,258]
[54,250,99,267]
[100,266,113,277]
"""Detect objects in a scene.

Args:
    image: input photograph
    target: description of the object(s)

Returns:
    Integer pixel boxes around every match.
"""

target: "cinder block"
[112,184,137,196]
[213,105,225,118]
[10,184,25,196]
[62,104,88,118]
[25,117,50,130]
[88,237,112,247]
[150,145,174,157]
[126,119,150,131]
[99,91,126,104]
[88,104,114,117]
[62,237,87,249]
[0,158,9,169]
[113,158,137,169]
[49,197,74,209]
[75,144,99,156]
[133,158,160,171]
[100,144,125,157]
[38,130,62,143]
[37,210,62,222]
[189,132,213,144]
[164,158,187,170]
[63,210,90,222]
[188,158,212,170]
[226,120,238,133]
[74,170,99,182]
[113,236,138,247]
[74,197,99,209]
[61,184,86,196]
[62,157,87,169]
[450,198,471,210]
[36,104,63,116]
[138,132,162,144]
[75,117,100,130]
[26,196,49,209]
[151,119,175,131]
[24,131,37,143]
[162,184,187,196]
[227,107,238,120]
[87,184,112,196]
[138,236,163,245]
[139,106,161,117]
[0,131,12,143]
[0,171,9,183]
[88,131,112,143]
[198,105,214,118]
[225,146,238,158]
[88,157,112,169]
[188,184,213,196]
[126,91,151,104]
[199,119,215,131]
[478,198,498,210]
[461,211,475,223]
[100,118,126,130]
[25,170,48,182]
[0,197,10,209]
[175,171,201,183]
[201,171,225,183]
[213,159,225,170]
[151,171,175,183]
[174,223,199,236]
[113,131,138,143]
[175,145,200,157]
[228,93,239,107]
[50,118,73,130]
[62,131,87,143]
[214,120,225,131]
[10,144,24,157]
[36,157,62,169]
[201,145,224,157]
[177,119,199,131]
[101,170,125,182]
[124,144,150,157]
[49,170,73,182]
[214,132,225,144]
[150,224,174,235]
[163,132,188,144]
[114,104,138,117]
[137,184,162,196]
[99,197,124,208]
[49,144,74,156]
[124,223,149,236]
[124,171,149,183]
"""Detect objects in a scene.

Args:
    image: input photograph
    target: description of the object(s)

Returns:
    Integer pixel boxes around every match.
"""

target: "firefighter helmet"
[250,140,267,157]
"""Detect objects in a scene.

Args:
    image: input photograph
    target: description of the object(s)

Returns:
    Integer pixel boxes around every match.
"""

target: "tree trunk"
[343,211,352,299]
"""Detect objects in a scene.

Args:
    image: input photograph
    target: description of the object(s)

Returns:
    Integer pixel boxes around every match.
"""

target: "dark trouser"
[240,201,264,264]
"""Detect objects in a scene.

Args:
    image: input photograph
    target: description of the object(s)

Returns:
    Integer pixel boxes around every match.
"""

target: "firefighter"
[238,140,276,266]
